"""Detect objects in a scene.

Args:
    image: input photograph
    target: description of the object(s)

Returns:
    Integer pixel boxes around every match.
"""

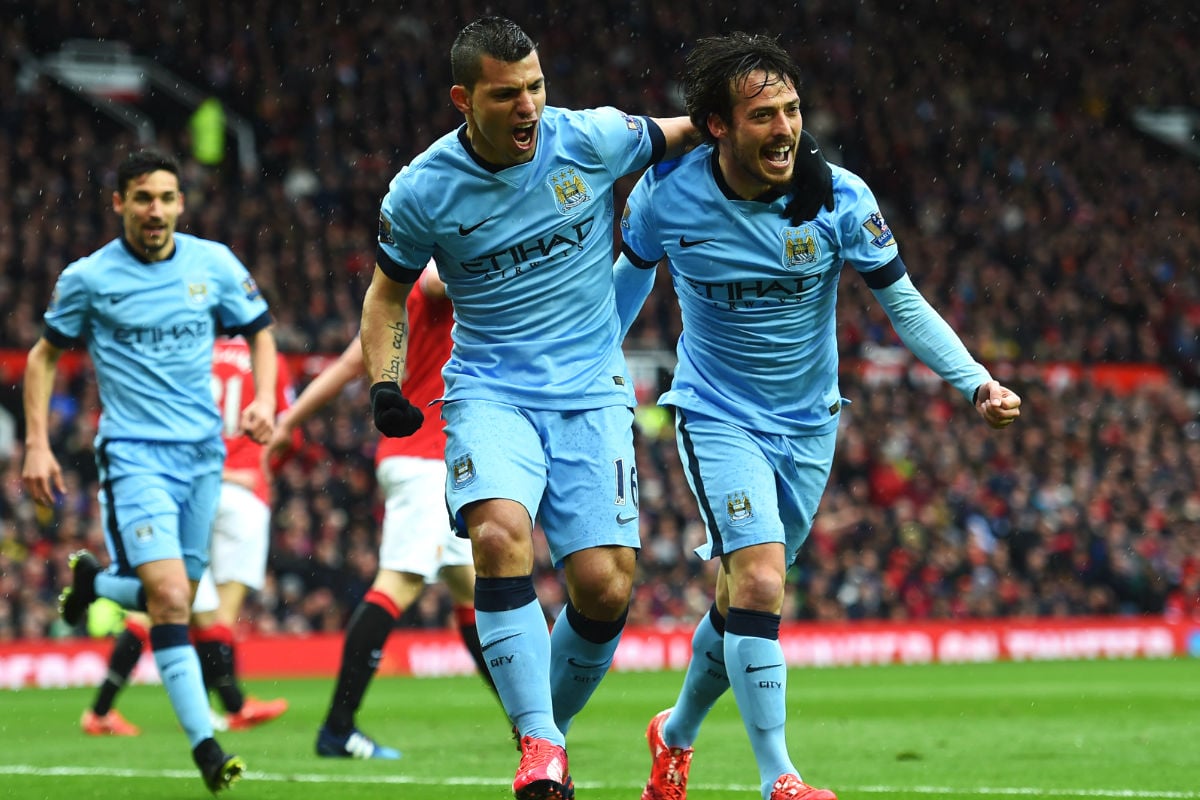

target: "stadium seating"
[1,0,1197,640]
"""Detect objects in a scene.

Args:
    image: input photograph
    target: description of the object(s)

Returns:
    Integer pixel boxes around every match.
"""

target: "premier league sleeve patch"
[240,277,261,301]
[622,113,645,141]
[862,211,896,249]
[378,213,395,245]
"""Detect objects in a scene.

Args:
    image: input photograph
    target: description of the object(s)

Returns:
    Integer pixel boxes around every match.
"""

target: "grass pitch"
[1,658,1197,799]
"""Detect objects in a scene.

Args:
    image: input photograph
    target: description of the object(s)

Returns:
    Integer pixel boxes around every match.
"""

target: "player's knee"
[146,583,193,624]
[728,569,786,613]
[469,519,527,563]
[569,569,633,619]
[575,587,630,620]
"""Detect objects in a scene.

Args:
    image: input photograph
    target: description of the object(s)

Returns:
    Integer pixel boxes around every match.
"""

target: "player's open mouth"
[513,121,537,151]
[763,144,793,170]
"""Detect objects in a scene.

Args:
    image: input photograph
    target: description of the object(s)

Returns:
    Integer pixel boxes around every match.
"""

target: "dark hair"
[451,16,536,89]
[116,148,181,196]
[682,33,802,143]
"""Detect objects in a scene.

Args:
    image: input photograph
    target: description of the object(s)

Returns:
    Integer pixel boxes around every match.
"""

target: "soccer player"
[359,16,696,800]
[614,34,1021,800]
[82,335,292,736]
[22,148,277,794]
[266,265,494,760]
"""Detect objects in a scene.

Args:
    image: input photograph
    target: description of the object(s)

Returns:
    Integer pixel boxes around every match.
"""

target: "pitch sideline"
[0,764,1195,798]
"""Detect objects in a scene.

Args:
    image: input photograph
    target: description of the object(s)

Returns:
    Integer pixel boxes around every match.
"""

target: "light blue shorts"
[97,438,225,581]
[674,409,836,565]
[441,399,640,567]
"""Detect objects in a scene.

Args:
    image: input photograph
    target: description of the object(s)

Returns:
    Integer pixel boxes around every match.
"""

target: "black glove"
[370,381,424,437]
[783,129,835,226]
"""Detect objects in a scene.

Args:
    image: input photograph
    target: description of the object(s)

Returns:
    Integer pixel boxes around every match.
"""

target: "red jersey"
[212,337,294,502]
[376,276,452,464]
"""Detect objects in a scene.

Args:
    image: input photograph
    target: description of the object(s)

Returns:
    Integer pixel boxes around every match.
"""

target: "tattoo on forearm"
[380,320,407,383]
[381,357,403,382]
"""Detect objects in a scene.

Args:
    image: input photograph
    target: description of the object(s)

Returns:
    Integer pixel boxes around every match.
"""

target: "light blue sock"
[475,577,561,746]
[549,604,625,734]
[95,570,145,610]
[150,624,214,748]
[724,608,795,798]
[663,605,730,747]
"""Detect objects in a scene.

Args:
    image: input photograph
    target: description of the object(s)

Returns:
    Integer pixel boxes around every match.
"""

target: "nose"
[770,110,794,137]
[516,90,536,117]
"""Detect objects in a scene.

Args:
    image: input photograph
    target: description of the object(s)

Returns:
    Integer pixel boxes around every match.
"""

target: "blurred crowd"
[1,0,1198,641]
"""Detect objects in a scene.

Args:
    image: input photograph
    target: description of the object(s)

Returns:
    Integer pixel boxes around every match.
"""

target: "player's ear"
[112,190,124,214]
[705,112,727,140]
[450,84,471,114]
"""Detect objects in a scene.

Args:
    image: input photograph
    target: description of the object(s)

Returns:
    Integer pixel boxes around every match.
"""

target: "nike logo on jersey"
[109,295,128,304]
[679,235,715,248]
[745,663,783,673]
[810,147,819,154]
[458,216,494,236]
[481,632,522,652]
[567,657,610,669]
[616,513,638,526]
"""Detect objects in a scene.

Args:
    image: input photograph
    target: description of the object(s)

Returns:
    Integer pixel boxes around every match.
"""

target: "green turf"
[1,658,1197,799]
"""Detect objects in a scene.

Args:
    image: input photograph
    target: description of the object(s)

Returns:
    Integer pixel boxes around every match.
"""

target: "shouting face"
[709,70,803,199]
[452,51,546,167]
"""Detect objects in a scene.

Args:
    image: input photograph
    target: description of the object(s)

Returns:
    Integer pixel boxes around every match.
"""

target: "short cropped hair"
[451,16,537,89]
[116,149,181,196]
[682,33,802,143]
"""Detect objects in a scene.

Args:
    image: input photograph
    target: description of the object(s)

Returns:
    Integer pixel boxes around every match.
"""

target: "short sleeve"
[42,264,90,345]
[835,170,901,276]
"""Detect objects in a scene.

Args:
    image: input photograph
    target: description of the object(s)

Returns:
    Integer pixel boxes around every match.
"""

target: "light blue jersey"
[377,106,663,411]
[43,233,271,443]
[621,145,988,436]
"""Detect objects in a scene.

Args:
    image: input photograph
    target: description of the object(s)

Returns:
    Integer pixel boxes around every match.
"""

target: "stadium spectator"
[19,148,276,794]
[1,0,1198,647]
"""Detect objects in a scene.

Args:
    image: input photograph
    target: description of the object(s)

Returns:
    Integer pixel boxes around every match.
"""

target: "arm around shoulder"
[651,116,701,161]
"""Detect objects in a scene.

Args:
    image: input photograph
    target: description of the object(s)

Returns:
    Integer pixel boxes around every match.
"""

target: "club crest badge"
[547,167,592,215]
[781,227,820,269]
[451,454,476,487]
[187,282,210,306]
[726,490,754,525]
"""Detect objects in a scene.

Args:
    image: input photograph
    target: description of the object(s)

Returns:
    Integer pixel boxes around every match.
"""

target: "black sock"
[192,737,223,769]
[196,639,245,714]
[324,600,396,735]
[93,628,144,716]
